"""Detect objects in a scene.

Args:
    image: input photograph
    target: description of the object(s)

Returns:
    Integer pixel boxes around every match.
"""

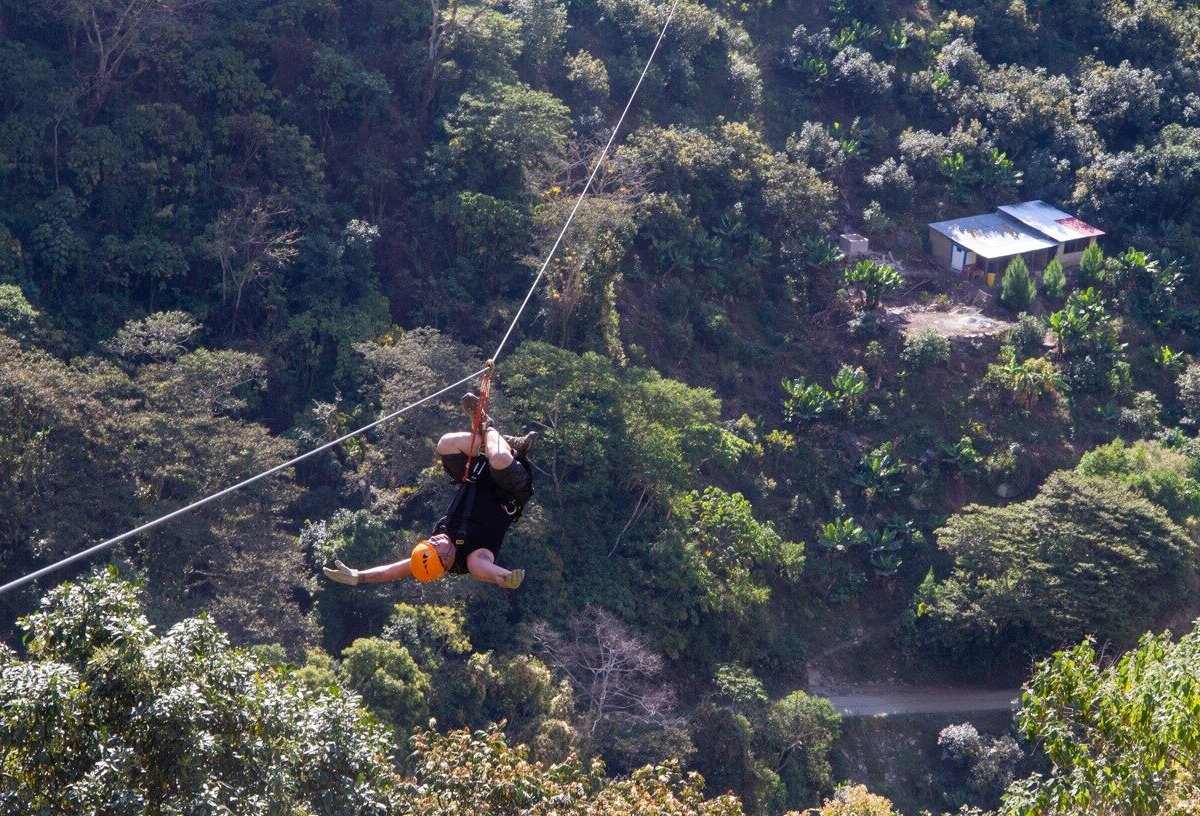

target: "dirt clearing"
[889,306,1012,339]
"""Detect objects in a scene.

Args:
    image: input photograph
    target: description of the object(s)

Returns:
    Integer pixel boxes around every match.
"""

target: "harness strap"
[463,369,493,482]
[445,455,487,538]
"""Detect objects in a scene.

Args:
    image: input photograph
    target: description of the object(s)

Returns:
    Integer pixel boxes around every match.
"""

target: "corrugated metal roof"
[997,200,1105,242]
[928,212,1058,258]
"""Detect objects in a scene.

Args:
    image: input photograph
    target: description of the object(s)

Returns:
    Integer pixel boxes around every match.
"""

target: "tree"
[208,189,300,317]
[690,702,774,810]
[539,195,636,357]
[400,723,746,816]
[647,487,803,659]
[1002,626,1200,815]
[0,333,314,649]
[812,784,899,816]
[348,327,478,509]
[48,0,209,110]
[417,0,500,129]
[1073,59,1161,147]
[1041,257,1066,299]
[528,606,678,741]
[338,636,432,735]
[103,311,199,364]
[437,81,570,194]
[0,569,402,814]
[764,691,842,810]
[1077,242,1105,287]
[511,0,568,82]
[844,259,903,310]
[913,471,1196,665]
[999,256,1035,311]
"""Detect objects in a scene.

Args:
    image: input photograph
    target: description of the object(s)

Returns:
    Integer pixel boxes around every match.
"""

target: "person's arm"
[323,558,413,586]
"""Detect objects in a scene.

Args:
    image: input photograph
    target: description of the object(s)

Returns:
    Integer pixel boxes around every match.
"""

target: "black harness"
[444,453,533,530]
[443,455,489,543]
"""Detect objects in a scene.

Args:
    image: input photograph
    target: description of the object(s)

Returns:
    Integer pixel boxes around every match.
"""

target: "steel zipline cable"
[0,0,681,598]
[490,0,679,364]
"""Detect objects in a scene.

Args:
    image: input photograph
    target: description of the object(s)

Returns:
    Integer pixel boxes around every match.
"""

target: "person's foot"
[504,430,540,459]
[498,568,524,589]
[461,392,493,427]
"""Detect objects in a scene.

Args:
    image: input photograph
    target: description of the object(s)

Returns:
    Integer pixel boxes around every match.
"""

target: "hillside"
[2,0,1200,813]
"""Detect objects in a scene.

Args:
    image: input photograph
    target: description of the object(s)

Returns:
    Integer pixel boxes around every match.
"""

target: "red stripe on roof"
[1055,217,1104,237]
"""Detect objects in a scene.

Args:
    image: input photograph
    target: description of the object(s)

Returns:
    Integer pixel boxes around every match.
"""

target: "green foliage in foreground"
[401,725,745,816]
[913,471,1196,665]
[1003,624,1200,815]
[0,568,401,814]
[0,571,749,816]
[813,785,899,815]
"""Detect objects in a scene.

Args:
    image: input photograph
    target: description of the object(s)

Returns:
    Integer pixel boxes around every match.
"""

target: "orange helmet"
[410,540,446,582]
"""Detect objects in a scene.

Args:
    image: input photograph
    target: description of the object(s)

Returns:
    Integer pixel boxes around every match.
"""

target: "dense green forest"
[2,0,1199,811]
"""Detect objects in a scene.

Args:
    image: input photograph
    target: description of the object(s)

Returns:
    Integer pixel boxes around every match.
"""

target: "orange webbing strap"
[462,363,494,481]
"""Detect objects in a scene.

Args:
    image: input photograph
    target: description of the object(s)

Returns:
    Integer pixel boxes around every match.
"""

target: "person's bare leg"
[437,429,514,471]
[437,431,474,456]
[481,427,514,470]
[466,548,523,588]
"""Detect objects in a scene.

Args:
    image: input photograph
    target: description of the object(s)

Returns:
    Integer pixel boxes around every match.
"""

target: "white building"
[928,200,1104,278]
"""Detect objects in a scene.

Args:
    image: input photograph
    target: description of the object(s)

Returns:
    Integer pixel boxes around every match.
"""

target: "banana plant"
[782,376,832,422]
[818,516,866,556]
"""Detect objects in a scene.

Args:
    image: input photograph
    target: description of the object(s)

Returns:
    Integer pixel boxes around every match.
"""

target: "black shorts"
[436,454,530,574]
[439,453,531,492]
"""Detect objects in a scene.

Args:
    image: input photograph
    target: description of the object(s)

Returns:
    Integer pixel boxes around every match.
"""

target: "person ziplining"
[0,0,677,600]
[323,389,537,590]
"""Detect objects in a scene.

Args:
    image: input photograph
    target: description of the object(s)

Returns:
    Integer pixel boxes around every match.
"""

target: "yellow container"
[986,272,996,286]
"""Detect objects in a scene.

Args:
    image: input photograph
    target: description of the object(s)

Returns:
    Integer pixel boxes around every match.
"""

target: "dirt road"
[825,686,1021,718]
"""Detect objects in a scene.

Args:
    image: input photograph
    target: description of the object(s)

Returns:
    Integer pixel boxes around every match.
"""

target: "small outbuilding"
[928,200,1104,279]
[840,233,869,257]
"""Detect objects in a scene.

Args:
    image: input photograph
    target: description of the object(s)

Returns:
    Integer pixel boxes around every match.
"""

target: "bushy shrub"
[938,723,1024,807]
[0,283,38,335]
[1076,439,1200,523]
[1006,313,1047,359]
[1179,362,1200,424]
[863,158,915,207]
[902,329,951,371]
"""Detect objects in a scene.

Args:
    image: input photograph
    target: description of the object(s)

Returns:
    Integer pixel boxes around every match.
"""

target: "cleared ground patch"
[888,305,1012,339]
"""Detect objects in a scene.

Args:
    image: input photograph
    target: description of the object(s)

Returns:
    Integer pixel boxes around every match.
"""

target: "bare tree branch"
[209,191,300,317]
[49,0,210,110]
[528,607,679,737]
